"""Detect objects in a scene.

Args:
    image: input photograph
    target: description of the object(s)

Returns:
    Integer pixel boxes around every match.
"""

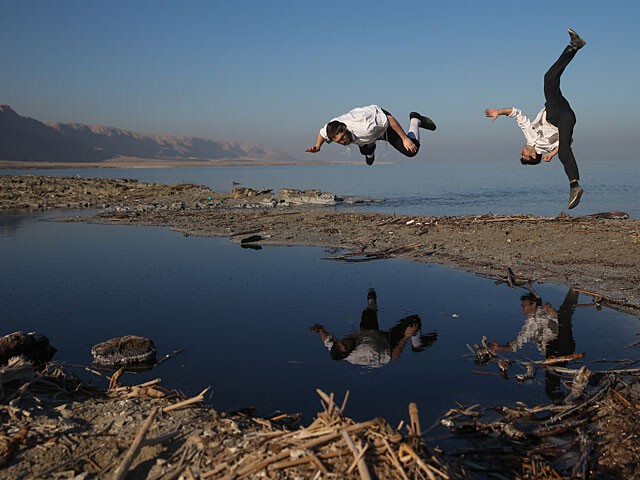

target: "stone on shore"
[276,188,341,205]
[0,331,57,366]
[91,335,157,368]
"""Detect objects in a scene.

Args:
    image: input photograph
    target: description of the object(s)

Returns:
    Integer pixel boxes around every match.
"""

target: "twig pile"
[448,342,640,478]
[2,354,640,479]
[187,389,456,479]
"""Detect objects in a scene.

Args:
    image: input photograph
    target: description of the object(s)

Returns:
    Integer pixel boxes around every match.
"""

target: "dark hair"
[520,154,542,165]
[520,293,542,306]
[330,337,356,361]
[326,121,347,141]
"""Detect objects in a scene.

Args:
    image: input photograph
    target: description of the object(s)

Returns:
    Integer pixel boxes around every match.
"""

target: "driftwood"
[195,389,456,480]
[2,346,640,479]
[0,426,28,467]
[342,430,372,480]
[162,387,210,413]
[113,407,159,480]
[493,267,539,298]
[323,242,426,262]
[571,286,627,306]
[155,349,184,367]
[0,357,34,400]
[533,353,586,365]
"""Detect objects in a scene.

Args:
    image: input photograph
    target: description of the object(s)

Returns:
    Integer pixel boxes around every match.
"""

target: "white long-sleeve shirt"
[509,107,559,154]
[320,104,389,146]
[323,330,391,368]
[508,308,559,355]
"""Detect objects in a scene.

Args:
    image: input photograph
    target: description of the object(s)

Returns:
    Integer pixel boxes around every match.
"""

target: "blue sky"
[1,0,639,163]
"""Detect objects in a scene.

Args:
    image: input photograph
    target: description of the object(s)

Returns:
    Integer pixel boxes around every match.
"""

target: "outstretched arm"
[305,131,326,153]
[485,108,514,121]
[386,114,417,153]
[542,147,559,162]
[390,324,420,360]
[310,324,333,344]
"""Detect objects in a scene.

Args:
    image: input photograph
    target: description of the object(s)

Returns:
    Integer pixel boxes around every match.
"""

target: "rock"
[0,331,57,366]
[241,235,263,244]
[276,188,339,205]
[91,335,157,368]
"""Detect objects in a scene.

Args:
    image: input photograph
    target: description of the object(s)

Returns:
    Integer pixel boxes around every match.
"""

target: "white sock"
[408,118,420,142]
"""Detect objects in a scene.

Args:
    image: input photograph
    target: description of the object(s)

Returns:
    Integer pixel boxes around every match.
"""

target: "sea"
[1,159,639,427]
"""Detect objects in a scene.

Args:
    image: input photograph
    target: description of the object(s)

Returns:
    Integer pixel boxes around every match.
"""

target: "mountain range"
[0,105,295,163]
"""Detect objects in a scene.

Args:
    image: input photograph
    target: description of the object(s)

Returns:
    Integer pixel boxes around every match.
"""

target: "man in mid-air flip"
[306,105,436,165]
[485,29,586,209]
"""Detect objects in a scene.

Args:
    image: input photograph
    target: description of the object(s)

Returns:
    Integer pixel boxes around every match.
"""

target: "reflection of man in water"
[493,288,577,402]
[310,288,437,368]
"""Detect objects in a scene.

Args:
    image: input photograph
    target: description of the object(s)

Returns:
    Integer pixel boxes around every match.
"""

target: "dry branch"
[113,407,159,480]
[342,430,372,480]
[162,387,210,412]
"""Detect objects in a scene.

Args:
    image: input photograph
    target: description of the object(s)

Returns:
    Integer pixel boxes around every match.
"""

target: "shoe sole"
[568,188,583,209]
[568,29,586,48]
[421,117,437,131]
[410,112,437,131]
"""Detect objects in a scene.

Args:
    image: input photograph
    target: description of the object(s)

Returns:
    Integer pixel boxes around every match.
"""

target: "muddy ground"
[2,174,640,479]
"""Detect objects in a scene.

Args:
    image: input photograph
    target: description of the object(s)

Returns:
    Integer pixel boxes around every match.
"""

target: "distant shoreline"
[0,157,388,170]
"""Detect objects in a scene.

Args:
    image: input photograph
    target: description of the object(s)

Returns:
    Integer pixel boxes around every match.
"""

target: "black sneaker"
[367,288,377,303]
[412,331,438,352]
[568,184,584,209]
[365,154,375,166]
[410,112,436,131]
[568,29,586,50]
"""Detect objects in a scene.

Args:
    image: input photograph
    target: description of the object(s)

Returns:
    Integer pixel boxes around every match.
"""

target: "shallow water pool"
[1,211,638,426]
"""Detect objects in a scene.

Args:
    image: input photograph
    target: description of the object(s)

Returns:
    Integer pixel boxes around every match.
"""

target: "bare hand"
[305,146,321,153]
[402,138,417,153]
[404,324,420,337]
[542,152,554,162]
[485,109,500,121]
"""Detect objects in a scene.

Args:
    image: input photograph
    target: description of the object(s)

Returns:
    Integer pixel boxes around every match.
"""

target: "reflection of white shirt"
[509,308,559,354]
[509,107,559,154]
[324,330,391,368]
[320,105,389,146]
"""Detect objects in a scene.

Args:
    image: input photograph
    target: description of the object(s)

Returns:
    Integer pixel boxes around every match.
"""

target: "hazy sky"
[1,0,639,163]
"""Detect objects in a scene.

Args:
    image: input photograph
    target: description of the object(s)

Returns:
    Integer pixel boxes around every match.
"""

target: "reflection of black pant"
[544,46,580,181]
[359,108,420,158]
[545,288,578,403]
[361,308,421,352]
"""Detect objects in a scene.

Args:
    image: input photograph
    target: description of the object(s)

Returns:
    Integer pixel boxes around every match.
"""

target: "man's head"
[330,337,356,361]
[520,293,542,315]
[326,121,352,145]
[520,145,542,165]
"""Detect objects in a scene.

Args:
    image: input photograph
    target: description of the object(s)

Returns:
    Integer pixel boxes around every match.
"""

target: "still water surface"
[1,210,638,426]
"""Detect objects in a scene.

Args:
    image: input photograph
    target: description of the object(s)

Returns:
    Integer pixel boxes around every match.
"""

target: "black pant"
[358,109,420,158]
[544,46,580,181]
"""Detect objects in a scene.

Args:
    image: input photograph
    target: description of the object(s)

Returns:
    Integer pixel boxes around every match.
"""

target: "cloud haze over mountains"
[0,105,295,163]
